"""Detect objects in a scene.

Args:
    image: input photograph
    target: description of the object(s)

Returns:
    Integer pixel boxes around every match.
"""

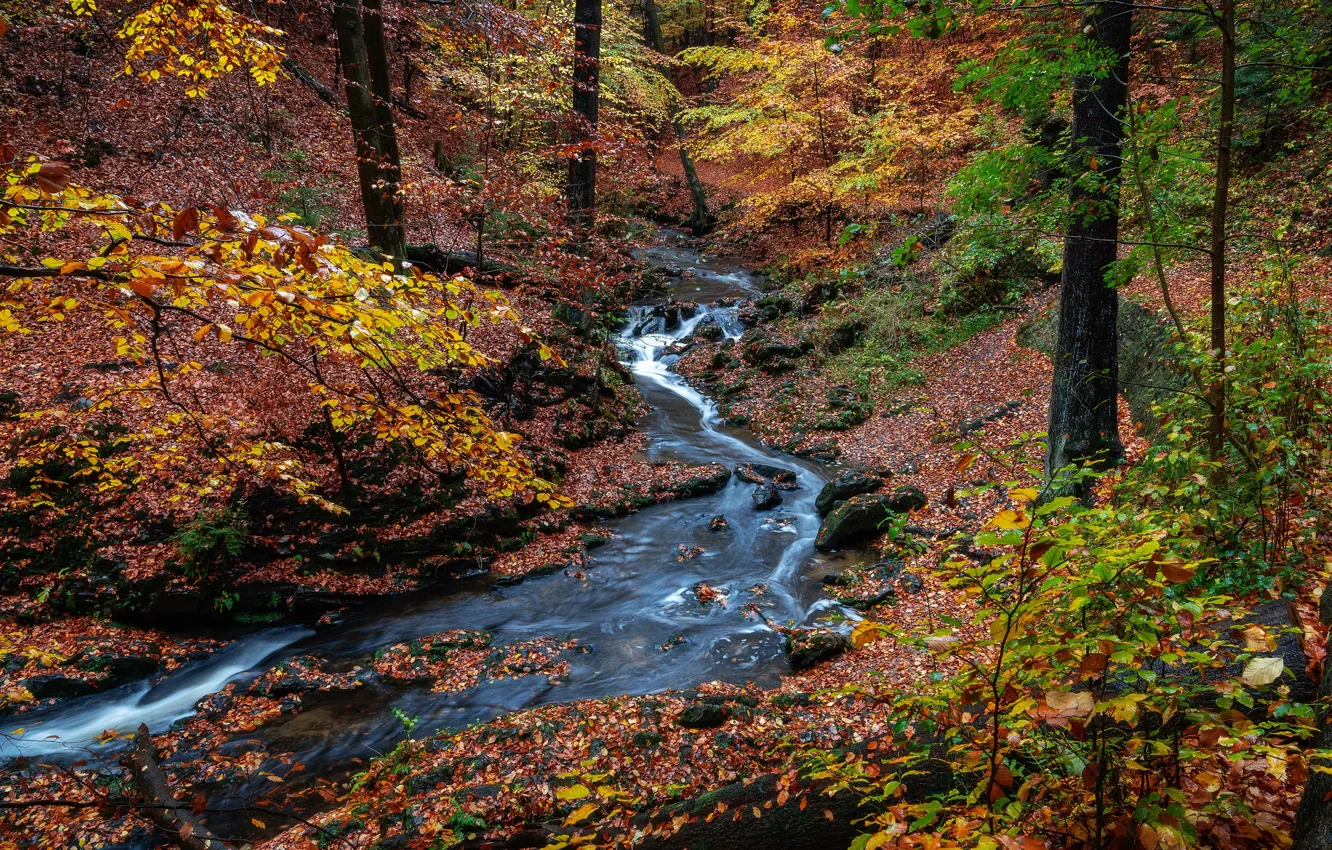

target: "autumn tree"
[0,154,562,522]
[568,0,603,222]
[1045,1,1132,481]
[334,0,407,257]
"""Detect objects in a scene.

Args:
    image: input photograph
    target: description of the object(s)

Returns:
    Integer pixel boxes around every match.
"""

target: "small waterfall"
[1,627,308,757]
[617,301,745,430]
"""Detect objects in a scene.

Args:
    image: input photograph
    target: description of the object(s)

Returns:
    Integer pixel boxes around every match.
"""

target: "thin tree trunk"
[643,0,711,233]
[1046,1,1132,482]
[568,0,602,225]
[333,0,406,257]
[1208,2,1235,458]
[674,117,713,234]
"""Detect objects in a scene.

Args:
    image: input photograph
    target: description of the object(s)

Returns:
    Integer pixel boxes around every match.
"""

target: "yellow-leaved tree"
[71,0,284,97]
[0,152,564,525]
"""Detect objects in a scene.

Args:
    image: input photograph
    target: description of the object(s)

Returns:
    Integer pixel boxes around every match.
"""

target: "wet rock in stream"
[784,628,851,671]
[733,462,799,490]
[751,483,782,510]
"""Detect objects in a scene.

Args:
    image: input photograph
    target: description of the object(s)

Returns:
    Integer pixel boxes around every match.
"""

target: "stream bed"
[3,233,862,791]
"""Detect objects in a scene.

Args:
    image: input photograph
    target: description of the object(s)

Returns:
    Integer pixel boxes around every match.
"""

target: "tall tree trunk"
[643,0,665,53]
[1207,2,1235,458]
[568,0,602,225]
[1046,1,1132,482]
[333,0,406,258]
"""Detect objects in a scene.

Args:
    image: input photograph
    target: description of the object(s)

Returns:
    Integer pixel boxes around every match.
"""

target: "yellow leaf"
[989,509,1029,530]
[556,783,590,801]
[1237,624,1272,652]
[866,832,892,850]
[1241,656,1284,687]
[851,622,882,649]
[923,634,958,652]
[1045,689,1094,717]
[563,803,598,826]
[1009,487,1038,502]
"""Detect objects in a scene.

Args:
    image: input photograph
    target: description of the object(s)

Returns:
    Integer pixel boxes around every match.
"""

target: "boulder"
[885,485,927,513]
[815,471,883,516]
[815,487,926,550]
[751,484,782,510]
[81,653,160,686]
[784,628,851,671]
[734,462,799,490]
[21,674,98,700]
[678,702,729,729]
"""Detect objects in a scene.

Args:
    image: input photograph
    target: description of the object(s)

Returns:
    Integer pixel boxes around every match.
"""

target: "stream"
[2,233,861,791]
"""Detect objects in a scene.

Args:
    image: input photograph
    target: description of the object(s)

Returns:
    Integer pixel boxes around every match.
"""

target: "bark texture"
[568,0,602,222]
[333,0,406,257]
[1046,1,1132,480]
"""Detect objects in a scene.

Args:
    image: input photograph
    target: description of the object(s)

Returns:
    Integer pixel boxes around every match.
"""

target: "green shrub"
[172,506,249,580]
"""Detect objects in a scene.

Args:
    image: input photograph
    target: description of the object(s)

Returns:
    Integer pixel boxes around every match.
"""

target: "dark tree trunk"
[282,57,338,106]
[1293,588,1332,849]
[128,725,226,850]
[1207,2,1235,457]
[643,0,665,53]
[1046,1,1132,481]
[673,117,714,234]
[333,0,406,258]
[567,0,602,224]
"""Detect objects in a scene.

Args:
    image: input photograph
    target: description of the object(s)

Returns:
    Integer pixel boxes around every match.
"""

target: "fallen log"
[281,58,338,107]
[127,724,226,850]
[405,244,519,278]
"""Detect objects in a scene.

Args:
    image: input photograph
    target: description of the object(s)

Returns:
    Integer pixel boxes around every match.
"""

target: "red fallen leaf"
[0,143,17,165]
[191,792,206,814]
[35,161,71,194]
[173,207,200,240]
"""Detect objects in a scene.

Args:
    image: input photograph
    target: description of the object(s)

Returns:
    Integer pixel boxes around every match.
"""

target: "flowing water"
[2,233,861,784]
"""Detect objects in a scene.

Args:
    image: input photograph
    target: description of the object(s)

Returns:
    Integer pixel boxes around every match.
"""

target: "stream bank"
[1,233,897,848]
